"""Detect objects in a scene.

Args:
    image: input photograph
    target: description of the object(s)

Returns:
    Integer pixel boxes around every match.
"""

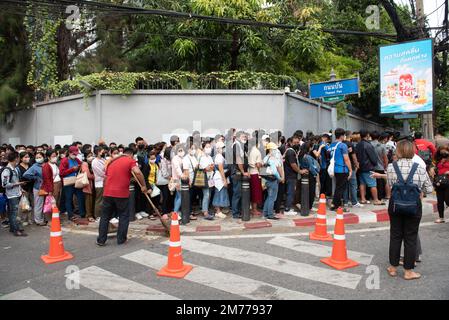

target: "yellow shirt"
[148,163,158,185]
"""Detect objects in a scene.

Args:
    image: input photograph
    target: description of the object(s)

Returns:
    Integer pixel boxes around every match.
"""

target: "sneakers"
[266,216,280,220]
[352,203,364,208]
[95,217,101,223]
[139,212,149,218]
[284,209,297,216]
[135,213,143,220]
[96,240,106,247]
[1,220,9,228]
[216,212,227,219]
[110,218,119,224]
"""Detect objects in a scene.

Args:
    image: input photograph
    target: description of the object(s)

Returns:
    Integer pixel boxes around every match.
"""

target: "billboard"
[309,77,359,99]
[379,38,434,115]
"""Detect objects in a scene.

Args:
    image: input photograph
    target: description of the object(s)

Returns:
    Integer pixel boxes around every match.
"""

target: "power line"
[0,0,398,39]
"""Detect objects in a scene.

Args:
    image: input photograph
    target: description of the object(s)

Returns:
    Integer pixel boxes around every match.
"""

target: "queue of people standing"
[0,128,446,242]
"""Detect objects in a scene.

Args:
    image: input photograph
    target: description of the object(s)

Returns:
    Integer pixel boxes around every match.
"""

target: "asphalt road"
[1,214,448,300]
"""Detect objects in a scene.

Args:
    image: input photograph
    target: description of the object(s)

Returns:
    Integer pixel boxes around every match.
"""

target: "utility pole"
[416,0,435,140]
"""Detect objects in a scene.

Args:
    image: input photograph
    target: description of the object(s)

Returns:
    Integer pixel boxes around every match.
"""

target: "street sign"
[309,77,359,99]
[322,95,345,103]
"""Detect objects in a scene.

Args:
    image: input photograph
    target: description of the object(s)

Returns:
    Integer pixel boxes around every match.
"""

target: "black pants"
[333,173,349,208]
[320,169,332,197]
[375,170,386,200]
[97,196,130,245]
[388,204,422,270]
[309,175,317,208]
[159,184,172,214]
[436,185,449,219]
[274,181,285,213]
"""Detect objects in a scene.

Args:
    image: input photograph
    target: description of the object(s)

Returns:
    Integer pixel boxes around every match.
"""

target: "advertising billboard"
[309,77,359,99]
[379,38,434,115]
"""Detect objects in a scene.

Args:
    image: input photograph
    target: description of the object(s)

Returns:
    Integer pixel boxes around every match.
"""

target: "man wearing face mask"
[135,137,150,218]
[230,131,250,220]
[283,136,307,215]
[59,146,85,221]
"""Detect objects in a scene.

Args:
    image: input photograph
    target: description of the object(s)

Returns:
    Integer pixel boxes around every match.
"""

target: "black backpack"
[389,162,421,216]
[0,167,13,194]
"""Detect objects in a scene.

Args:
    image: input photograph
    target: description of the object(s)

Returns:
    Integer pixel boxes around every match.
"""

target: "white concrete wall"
[0,90,389,146]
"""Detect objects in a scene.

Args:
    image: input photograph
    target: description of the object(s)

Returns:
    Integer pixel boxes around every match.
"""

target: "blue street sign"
[309,77,359,99]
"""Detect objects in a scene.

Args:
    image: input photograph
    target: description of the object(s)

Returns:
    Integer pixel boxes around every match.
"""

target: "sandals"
[435,218,445,223]
[387,266,398,277]
[149,216,157,221]
[360,200,370,204]
[190,215,198,220]
[88,217,96,222]
[373,201,386,206]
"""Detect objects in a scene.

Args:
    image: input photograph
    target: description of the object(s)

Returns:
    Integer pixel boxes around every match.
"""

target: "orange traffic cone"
[41,205,73,264]
[157,212,193,279]
[321,207,359,270]
[309,194,333,241]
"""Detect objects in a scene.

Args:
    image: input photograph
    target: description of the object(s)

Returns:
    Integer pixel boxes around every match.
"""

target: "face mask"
[189,150,196,156]
[150,159,156,164]
[112,154,119,159]
[292,144,300,151]
[178,151,185,158]
[87,157,94,162]
[22,158,30,164]
[50,157,58,163]
[36,158,44,164]
[138,144,144,150]
[69,154,76,159]
[204,148,212,155]
[101,153,106,159]
[119,152,123,155]
[106,156,111,161]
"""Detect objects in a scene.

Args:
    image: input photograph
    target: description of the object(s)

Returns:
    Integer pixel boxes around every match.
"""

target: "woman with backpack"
[385,139,433,280]
[433,146,449,223]
[299,142,320,210]
[23,152,47,226]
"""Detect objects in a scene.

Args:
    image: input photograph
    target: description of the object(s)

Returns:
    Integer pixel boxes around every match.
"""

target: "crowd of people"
[1,128,448,279]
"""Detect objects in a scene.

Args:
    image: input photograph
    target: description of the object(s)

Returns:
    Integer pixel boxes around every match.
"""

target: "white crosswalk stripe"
[162,238,362,289]
[66,266,179,300]
[0,287,48,300]
[267,236,374,265]
[122,249,325,300]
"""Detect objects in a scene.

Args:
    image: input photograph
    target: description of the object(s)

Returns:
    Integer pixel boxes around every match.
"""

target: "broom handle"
[131,171,162,218]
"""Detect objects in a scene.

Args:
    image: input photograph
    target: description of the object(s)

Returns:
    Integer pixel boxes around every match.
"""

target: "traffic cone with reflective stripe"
[320,207,359,270]
[157,212,193,278]
[41,205,73,264]
[309,194,333,241]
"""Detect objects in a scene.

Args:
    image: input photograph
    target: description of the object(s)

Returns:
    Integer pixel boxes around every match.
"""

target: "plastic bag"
[19,195,31,212]
[43,195,55,214]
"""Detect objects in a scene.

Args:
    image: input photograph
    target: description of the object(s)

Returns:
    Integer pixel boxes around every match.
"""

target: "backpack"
[415,143,432,165]
[0,167,13,194]
[389,162,421,216]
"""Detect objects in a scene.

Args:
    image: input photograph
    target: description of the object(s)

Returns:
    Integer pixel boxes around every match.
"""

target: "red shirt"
[437,160,449,175]
[414,139,436,157]
[103,156,137,198]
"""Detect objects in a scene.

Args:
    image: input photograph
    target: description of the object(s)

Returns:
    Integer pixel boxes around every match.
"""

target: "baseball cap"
[69,146,79,155]
[266,142,278,150]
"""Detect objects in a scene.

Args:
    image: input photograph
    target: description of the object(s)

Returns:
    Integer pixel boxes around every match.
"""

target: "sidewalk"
[61,196,439,236]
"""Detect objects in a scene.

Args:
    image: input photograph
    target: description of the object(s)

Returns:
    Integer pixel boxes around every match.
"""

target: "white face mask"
[36,158,44,164]
[50,157,58,163]
[112,154,119,159]
[189,150,196,156]
[150,159,156,164]
[178,151,185,158]
[204,147,212,155]
[87,157,94,162]
[69,154,76,159]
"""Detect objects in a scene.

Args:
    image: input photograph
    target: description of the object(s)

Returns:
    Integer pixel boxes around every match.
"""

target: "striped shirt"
[386,159,433,194]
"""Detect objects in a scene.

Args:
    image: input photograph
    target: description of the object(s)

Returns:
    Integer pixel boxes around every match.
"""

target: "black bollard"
[181,178,190,224]
[241,175,251,221]
[301,173,310,216]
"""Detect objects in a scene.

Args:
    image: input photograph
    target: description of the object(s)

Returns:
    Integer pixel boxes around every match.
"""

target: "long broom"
[131,171,171,236]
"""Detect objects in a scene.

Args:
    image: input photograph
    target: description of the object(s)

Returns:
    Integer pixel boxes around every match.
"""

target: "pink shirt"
[171,155,183,180]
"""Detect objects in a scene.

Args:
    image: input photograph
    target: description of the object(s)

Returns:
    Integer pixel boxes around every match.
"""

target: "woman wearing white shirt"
[182,143,199,220]
[199,142,215,220]
[212,141,229,218]
[92,146,106,221]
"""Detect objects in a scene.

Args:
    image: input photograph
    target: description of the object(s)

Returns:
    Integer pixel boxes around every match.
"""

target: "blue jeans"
[344,170,358,205]
[284,178,297,210]
[231,175,242,218]
[202,187,210,213]
[174,190,181,213]
[263,179,279,218]
[7,197,22,233]
[64,185,86,218]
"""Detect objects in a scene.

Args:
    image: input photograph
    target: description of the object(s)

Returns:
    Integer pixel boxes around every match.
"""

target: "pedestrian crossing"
[1,236,374,300]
